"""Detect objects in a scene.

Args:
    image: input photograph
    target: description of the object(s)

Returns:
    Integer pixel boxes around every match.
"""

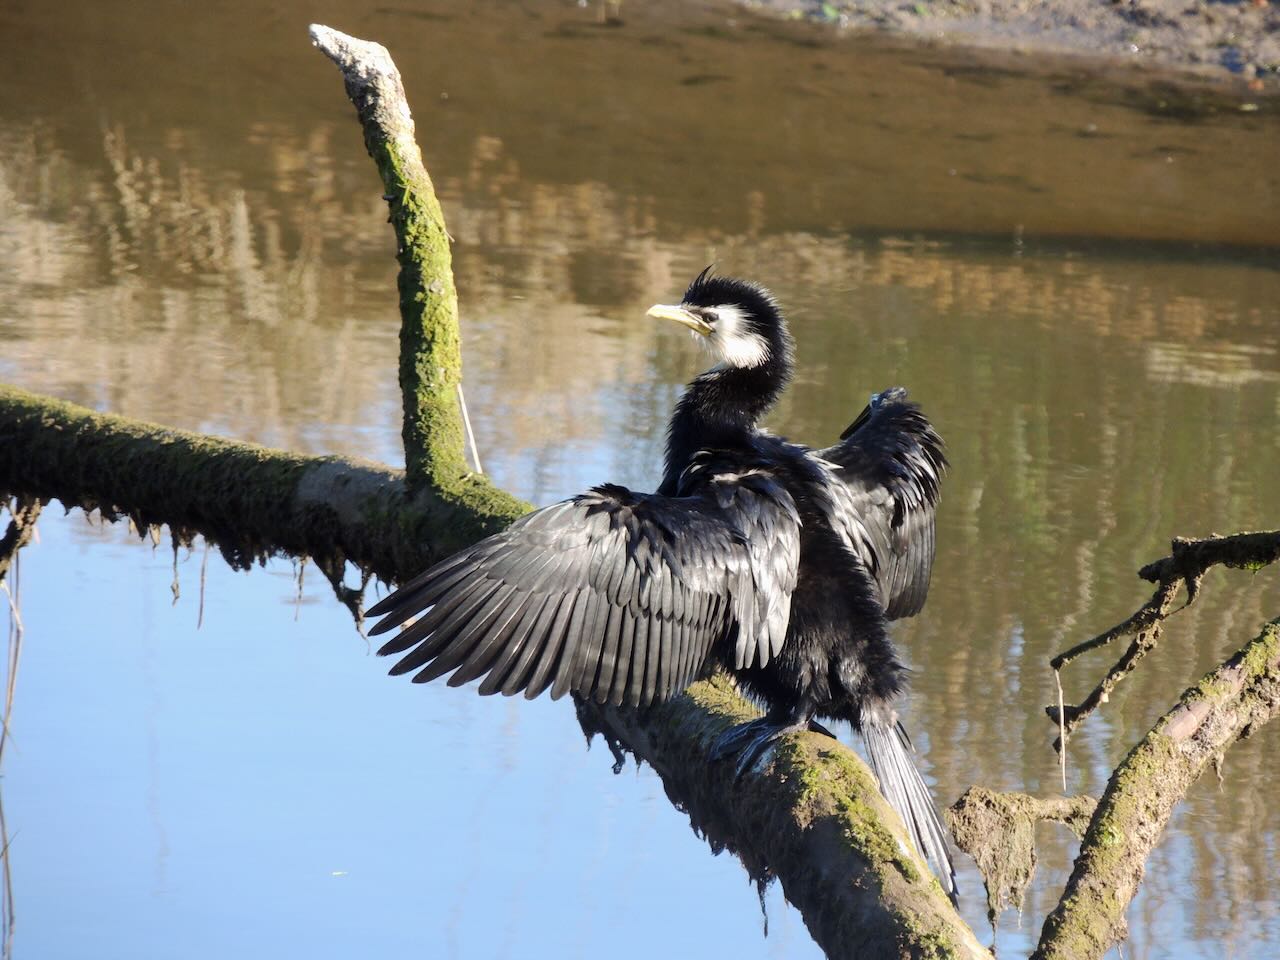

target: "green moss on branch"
[1032,620,1280,960]
[0,382,527,583]
[581,674,989,960]
[309,23,527,528]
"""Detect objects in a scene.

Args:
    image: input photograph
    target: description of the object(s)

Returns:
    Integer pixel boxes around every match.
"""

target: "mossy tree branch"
[1032,618,1280,960]
[0,381,988,954]
[309,23,526,527]
[0,383,521,585]
[579,677,990,960]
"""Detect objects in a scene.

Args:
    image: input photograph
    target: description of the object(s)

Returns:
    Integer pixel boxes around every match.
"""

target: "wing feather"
[549,589,591,700]
[372,466,801,707]
[451,589,532,687]
[608,609,637,707]
[524,591,579,699]
[818,387,946,620]
[415,583,516,684]
[475,593,542,696]
[500,593,564,696]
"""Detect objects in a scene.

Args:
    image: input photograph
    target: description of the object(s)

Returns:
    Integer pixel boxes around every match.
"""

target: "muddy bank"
[738,0,1279,85]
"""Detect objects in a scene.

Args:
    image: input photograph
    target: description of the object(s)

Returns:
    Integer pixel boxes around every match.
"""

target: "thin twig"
[197,540,209,629]
[295,556,307,622]
[1054,667,1067,791]
[0,501,40,768]
[0,788,13,960]
[1046,531,1278,742]
[170,534,181,605]
[457,382,483,475]
[0,577,19,765]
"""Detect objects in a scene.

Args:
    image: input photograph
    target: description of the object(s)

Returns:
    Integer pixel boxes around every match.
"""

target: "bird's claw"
[711,716,838,780]
[709,716,774,763]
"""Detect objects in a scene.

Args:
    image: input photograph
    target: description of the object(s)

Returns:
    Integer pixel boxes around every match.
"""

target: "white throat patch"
[697,303,770,368]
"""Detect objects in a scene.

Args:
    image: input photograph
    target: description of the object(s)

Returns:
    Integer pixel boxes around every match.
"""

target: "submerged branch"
[947,787,1096,928]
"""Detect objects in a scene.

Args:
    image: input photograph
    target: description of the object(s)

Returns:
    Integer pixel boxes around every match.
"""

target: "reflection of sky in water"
[15,519,821,960]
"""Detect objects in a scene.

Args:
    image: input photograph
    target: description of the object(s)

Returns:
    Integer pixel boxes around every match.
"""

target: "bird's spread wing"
[367,469,800,707]
[818,387,946,619]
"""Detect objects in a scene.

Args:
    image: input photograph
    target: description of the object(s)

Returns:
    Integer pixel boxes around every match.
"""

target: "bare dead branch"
[1138,530,1280,585]
[1046,531,1278,744]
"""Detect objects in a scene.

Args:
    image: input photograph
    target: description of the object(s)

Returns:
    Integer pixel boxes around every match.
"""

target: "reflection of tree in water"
[2,115,1279,953]
[0,501,37,959]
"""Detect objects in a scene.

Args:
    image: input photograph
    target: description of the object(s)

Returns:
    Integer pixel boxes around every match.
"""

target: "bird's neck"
[660,361,789,495]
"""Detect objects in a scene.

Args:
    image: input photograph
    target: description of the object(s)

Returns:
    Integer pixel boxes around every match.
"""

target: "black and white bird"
[367,269,954,898]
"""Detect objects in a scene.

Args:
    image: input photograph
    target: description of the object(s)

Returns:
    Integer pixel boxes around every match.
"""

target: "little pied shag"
[367,269,955,898]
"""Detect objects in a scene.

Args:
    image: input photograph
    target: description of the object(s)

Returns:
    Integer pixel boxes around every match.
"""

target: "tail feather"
[863,719,957,903]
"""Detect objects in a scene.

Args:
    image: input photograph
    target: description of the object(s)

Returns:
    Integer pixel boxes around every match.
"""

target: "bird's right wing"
[366,470,800,708]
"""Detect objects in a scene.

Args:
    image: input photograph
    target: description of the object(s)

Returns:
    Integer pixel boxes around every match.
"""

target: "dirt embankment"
[740,0,1280,85]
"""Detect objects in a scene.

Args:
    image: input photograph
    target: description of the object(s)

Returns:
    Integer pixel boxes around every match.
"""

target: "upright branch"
[309,24,523,525]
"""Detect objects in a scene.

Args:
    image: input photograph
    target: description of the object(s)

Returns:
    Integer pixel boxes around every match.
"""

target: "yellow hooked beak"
[647,303,713,336]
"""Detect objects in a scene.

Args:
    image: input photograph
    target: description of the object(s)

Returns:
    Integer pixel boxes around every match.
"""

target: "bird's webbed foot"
[710,715,838,779]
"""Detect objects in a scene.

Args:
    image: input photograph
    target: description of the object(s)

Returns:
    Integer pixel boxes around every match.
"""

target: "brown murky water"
[2,1,1279,958]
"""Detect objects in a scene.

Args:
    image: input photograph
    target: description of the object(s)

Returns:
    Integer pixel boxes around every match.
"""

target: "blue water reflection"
[12,517,821,959]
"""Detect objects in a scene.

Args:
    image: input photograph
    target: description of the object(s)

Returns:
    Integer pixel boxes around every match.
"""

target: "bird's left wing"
[366,471,800,708]
[817,387,947,619]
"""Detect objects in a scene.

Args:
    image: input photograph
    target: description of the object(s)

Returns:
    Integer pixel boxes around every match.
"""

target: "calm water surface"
[2,1,1279,958]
